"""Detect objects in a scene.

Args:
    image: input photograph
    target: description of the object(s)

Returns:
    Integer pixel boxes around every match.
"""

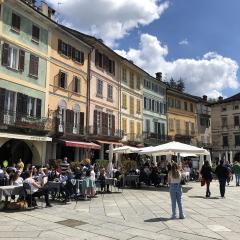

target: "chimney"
[218,96,223,101]
[40,1,55,19]
[202,95,208,101]
[155,72,162,81]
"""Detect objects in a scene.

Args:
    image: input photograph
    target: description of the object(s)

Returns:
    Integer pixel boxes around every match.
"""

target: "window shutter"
[58,39,62,53]
[93,110,98,134]
[12,13,20,31]
[66,109,71,124]
[102,112,108,135]
[80,112,84,133]
[32,25,40,41]
[18,50,25,71]
[36,99,41,118]
[95,49,99,66]
[80,51,84,64]
[67,45,72,57]
[34,56,39,77]
[72,47,76,60]
[112,61,115,75]
[0,88,6,113]
[2,43,9,66]
[29,55,39,77]
[103,55,109,71]
[112,115,115,134]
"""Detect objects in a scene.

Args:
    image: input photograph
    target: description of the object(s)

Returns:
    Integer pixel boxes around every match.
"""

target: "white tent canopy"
[112,145,139,154]
[139,141,210,156]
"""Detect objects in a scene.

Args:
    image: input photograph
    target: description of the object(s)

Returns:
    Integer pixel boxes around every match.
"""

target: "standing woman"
[168,162,185,219]
[200,161,213,198]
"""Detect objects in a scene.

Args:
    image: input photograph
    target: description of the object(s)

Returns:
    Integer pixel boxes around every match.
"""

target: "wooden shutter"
[112,115,115,134]
[95,49,99,66]
[93,110,98,134]
[67,45,72,57]
[16,93,28,117]
[80,51,84,64]
[80,112,84,133]
[12,13,20,31]
[72,47,76,60]
[130,96,134,115]
[2,43,9,66]
[32,25,40,41]
[103,55,109,71]
[0,88,6,112]
[102,112,108,135]
[29,55,39,77]
[36,99,41,118]
[18,50,25,72]
[122,118,127,134]
[58,39,62,53]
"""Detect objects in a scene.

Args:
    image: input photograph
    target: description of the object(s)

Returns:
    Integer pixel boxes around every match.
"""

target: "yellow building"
[120,60,146,145]
[44,12,96,161]
[167,88,198,145]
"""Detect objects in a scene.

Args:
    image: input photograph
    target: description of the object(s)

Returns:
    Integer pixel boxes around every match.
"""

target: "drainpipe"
[86,47,93,139]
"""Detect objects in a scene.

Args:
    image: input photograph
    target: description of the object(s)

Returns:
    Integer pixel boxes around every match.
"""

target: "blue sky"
[44,0,239,98]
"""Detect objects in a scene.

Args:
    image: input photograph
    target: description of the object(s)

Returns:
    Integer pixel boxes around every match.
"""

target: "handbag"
[201,177,206,187]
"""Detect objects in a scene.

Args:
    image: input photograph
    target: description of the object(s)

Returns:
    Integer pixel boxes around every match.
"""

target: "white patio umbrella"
[113,145,139,154]
[139,141,208,156]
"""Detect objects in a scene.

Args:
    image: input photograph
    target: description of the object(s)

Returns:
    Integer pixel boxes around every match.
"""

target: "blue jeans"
[170,183,184,218]
[235,174,240,186]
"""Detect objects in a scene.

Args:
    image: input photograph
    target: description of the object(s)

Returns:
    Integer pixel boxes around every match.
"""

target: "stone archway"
[0,139,40,167]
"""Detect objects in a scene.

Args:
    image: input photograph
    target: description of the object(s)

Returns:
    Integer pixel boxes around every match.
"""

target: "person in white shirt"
[168,162,185,219]
[10,171,23,186]
[23,171,52,207]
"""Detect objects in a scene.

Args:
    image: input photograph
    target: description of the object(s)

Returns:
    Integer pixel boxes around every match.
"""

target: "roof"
[210,92,240,106]
[167,87,199,102]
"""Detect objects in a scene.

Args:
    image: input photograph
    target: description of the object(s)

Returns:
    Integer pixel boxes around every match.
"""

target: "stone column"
[100,144,104,160]
[153,156,157,166]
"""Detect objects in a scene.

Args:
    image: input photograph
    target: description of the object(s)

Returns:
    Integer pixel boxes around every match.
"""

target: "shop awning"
[97,140,123,146]
[0,132,52,142]
[59,140,100,149]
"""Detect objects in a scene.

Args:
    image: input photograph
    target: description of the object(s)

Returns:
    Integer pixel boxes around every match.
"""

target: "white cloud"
[179,39,189,45]
[46,0,169,47]
[115,34,239,98]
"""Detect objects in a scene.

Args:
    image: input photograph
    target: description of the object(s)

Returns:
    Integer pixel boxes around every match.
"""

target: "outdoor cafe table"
[0,185,24,200]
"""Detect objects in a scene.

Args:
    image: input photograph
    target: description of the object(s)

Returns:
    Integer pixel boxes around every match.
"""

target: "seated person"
[10,170,23,186]
[59,171,74,202]
[23,171,52,207]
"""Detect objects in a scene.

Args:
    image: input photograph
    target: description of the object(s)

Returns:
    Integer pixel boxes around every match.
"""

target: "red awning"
[59,140,100,149]
[97,140,123,146]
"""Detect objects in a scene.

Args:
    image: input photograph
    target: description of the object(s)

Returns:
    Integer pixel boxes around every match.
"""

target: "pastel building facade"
[143,73,167,146]
[0,0,51,166]
[120,60,145,145]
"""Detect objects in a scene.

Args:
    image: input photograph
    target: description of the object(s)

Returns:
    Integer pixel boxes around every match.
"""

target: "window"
[95,50,103,68]
[122,93,127,109]
[190,103,194,112]
[122,68,127,82]
[32,25,40,42]
[130,120,135,141]
[122,118,127,134]
[223,135,228,146]
[58,39,71,57]
[136,76,141,90]
[59,71,67,88]
[145,119,150,133]
[108,114,113,135]
[12,13,21,32]
[4,90,16,114]
[184,102,188,111]
[169,118,174,131]
[137,99,141,114]
[159,102,163,114]
[96,79,103,96]
[109,59,115,74]
[129,72,134,89]
[29,54,39,77]
[27,96,36,117]
[73,49,84,64]
[235,135,240,146]
[156,102,159,113]
[234,116,240,126]
[222,106,226,111]
[130,96,134,115]
[176,100,181,109]
[8,46,19,70]
[191,122,195,134]
[234,105,239,110]
[144,97,147,110]
[175,120,180,134]
[151,99,155,112]
[73,76,80,93]
[185,121,189,135]
[148,98,151,111]
[107,84,113,101]
[137,122,141,135]
[222,117,228,127]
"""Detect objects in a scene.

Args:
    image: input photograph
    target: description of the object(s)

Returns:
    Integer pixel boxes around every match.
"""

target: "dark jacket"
[200,165,213,181]
[215,165,229,180]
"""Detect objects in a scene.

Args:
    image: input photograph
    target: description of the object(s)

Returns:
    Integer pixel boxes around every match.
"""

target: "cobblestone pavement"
[1,180,240,240]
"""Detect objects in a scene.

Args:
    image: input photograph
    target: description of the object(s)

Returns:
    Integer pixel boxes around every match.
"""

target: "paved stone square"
[1,181,240,240]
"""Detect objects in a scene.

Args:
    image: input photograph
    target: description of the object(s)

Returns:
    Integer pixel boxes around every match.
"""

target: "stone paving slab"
[1,181,240,239]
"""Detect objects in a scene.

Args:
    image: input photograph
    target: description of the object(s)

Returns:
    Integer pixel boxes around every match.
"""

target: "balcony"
[0,110,51,133]
[143,132,168,144]
[175,129,196,137]
[122,133,142,143]
[88,126,123,140]
[56,120,85,137]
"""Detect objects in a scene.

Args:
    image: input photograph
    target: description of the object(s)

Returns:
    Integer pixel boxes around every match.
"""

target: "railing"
[0,110,51,131]
[56,120,85,135]
[143,132,167,141]
[124,133,142,143]
[175,129,196,136]
[88,126,123,138]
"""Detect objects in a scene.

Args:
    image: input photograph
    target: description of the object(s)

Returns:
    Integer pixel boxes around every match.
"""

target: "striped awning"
[58,140,100,150]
